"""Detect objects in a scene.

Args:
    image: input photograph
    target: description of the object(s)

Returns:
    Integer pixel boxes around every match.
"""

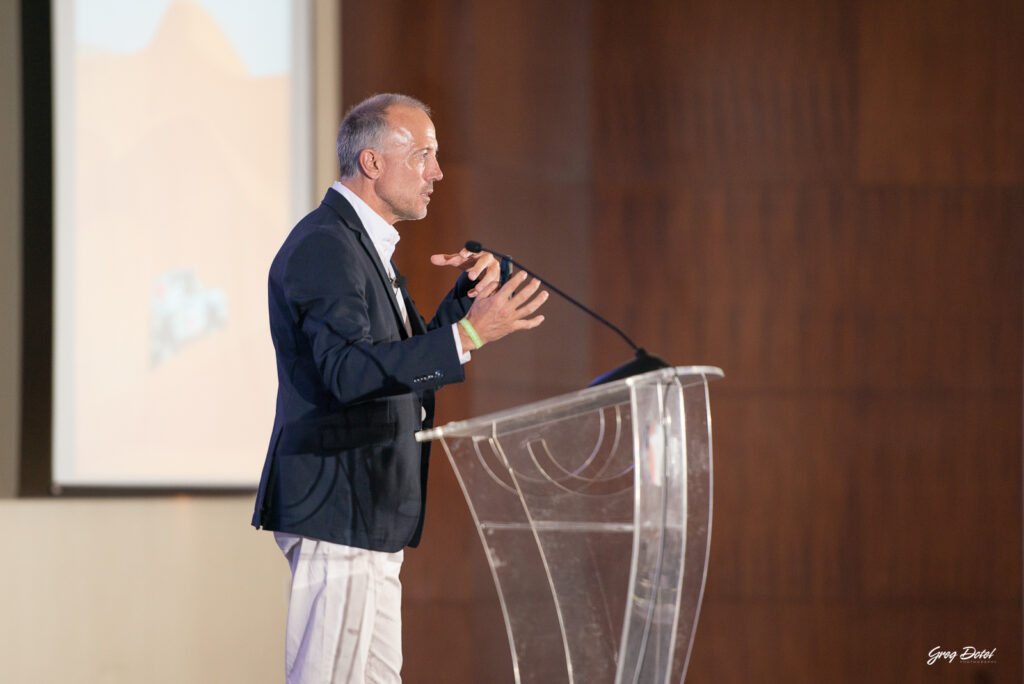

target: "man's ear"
[358,148,381,179]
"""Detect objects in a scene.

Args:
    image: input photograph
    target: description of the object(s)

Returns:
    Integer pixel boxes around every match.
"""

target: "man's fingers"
[515,290,548,315]
[430,252,460,266]
[467,254,496,281]
[511,277,542,304]
[515,315,545,330]
[497,270,529,295]
[469,279,500,298]
[476,277,497,292]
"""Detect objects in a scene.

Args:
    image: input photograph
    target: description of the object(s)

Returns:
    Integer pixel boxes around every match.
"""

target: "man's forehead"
[385,106,437,148]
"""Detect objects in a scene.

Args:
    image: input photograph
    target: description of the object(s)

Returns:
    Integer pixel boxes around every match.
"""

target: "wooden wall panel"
[342,1,1022,682]
[592,0,857,186]
[859,0,1024,185]
[592,0,1022,682]
[592,186,1022,390]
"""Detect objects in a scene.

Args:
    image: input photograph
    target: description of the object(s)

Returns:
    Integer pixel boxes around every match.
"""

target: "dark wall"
[342,1,1022,682]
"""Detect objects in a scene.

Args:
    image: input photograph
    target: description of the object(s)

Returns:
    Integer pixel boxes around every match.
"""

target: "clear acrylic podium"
[416,366,723,684]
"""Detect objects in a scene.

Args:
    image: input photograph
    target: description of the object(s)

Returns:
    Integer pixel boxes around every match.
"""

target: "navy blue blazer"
[251,189,474,551]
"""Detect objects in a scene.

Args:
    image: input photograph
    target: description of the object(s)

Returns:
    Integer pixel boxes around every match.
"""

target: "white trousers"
[275,532,404,684]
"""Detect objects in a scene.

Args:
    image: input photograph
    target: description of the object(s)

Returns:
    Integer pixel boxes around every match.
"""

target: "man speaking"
[251,93,548,683]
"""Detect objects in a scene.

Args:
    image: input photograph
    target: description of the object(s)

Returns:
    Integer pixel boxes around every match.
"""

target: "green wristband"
[459,318,484,349]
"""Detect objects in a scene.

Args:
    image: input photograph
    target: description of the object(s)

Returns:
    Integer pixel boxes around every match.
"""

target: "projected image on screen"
[52,0,312,488]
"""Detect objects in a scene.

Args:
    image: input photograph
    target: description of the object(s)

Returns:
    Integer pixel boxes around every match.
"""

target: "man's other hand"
[430,249,500,297]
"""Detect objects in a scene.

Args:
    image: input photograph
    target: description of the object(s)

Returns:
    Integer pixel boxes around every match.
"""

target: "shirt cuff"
[451,322,472,364]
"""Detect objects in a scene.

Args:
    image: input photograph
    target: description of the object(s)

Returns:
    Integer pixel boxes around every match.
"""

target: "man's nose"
[427,158,443,182]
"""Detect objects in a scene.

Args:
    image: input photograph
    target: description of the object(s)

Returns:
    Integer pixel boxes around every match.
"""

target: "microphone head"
[464,240,483,253]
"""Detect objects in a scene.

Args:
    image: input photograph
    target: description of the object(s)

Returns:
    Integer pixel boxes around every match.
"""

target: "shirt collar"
[332,181,401,265]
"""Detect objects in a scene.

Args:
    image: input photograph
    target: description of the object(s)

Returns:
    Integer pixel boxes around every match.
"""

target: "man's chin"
[397,207,429,222]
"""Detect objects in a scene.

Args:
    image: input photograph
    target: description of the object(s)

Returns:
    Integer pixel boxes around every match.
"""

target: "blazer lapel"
[355,230,410,338]
[321,190,409,337]
[393,261,427,336]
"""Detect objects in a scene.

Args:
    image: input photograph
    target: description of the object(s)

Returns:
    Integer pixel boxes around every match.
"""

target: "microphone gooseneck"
[466,240,640,351]
[464,240,670,386]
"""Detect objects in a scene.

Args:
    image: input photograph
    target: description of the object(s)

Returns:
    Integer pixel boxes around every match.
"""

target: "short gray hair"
[336,93,431,179]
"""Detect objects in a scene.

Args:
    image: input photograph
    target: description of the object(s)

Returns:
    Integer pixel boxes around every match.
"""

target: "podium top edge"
[416,365,723,443]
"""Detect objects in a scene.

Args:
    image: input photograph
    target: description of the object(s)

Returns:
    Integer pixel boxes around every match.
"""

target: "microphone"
[465,240,670,386]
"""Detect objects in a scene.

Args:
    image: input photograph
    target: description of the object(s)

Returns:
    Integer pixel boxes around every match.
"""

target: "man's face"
[374,105,443,224]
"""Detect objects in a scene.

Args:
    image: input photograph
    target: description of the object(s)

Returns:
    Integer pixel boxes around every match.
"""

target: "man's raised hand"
[459,271,548,349]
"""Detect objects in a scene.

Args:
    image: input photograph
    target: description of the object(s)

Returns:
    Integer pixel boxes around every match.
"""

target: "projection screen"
[51,0,314,488]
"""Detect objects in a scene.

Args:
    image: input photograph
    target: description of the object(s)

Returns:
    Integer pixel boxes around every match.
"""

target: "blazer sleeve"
[427,272,474,330]
[283,230,465,405]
